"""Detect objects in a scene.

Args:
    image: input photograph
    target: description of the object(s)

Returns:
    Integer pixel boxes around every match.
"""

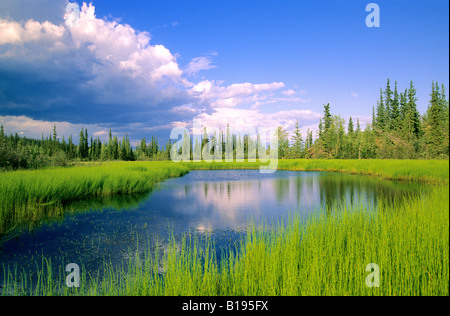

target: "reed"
[1,159,447,235]
[2,184,448,296]
[1,159,448,296]
[185,159,449,184]
[0,162,190,235]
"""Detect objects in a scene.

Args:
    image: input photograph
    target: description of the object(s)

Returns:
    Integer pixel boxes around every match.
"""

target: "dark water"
[0,170,425,281]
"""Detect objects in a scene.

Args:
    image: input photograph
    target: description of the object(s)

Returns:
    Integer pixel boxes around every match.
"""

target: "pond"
[0,170,425,281]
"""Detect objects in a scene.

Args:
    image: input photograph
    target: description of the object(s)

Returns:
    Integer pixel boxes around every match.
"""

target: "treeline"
[141,80,449,161]
[0,126,173,170]
[0,80,448,170]
[0,125,68,170]
[275,80,448,160]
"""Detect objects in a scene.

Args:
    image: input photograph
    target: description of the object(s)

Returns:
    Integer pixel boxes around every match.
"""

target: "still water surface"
[0,170,424,277]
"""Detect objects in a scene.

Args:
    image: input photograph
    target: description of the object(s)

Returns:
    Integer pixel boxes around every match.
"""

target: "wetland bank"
[0,160,448,296]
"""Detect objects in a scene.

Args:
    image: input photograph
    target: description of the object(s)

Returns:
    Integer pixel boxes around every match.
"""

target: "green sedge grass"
[184,159,449,184]
[1,159,447,235]
[0,159,448,296]
[0,161,190,235]
[2,184,448,296]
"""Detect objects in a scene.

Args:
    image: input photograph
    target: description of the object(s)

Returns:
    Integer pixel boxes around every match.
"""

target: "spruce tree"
[425,82,447,157]
[399,90,408,125]
[347,116,356,159]
[78,129,85,159]
[0,125,5,159]
[90,136,94,160]
[140,138,147,158]
[376,88,386,131]
[348,116,354,135]
[84,129,89,159]
[356,119,362,159]
[304,129,313,158]
[291,120,303,159]
[322,103,333,156]
[384,79,392,129]
[276,126,289,159]
[52,125,58,143]
[441,84,449,156]
[390,81,400,131]
[406,81,421,141]
[372,107,376,127]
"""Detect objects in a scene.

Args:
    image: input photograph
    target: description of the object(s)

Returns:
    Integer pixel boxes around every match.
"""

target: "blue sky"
[0,0,448,144]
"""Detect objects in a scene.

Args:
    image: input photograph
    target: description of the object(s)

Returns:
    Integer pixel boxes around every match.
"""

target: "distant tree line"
[0,80,448,170]
[310,80,447,159]
[183,79,448,160]
[0,125,176,170]
[274,80,448,160]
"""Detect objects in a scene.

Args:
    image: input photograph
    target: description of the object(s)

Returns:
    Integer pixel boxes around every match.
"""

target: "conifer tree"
[390,81,400,131]
[384,79,392,129]
[376,88,386,131]
[321,103,334,156]
[291,120,303,159]
[78,129,85,159]
[348,116,354,135]
[276,126,289,159]
[84,129,89,158]
[405,81,421,141]
[425,81,447,157]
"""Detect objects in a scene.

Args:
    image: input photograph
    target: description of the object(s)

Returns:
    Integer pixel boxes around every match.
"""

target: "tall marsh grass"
[186,159,449,184]
[1,159,448,296]
[0,162,189,235]
[2,185,448,296]
[1,159,446,235]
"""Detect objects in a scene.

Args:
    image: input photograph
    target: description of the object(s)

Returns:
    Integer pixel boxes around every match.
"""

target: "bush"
[50,150,68,167]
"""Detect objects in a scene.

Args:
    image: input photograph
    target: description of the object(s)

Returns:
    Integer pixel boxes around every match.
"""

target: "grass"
[2,159,446,235]
[0,161,189,235]
[2,184,448,296]
[184,159,449,184]
[0,159,448,296]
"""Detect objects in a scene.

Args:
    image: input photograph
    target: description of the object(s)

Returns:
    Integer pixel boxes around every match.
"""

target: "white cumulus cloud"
[185,55,217,76]
[191,80,286,108]
[0,1,321,143]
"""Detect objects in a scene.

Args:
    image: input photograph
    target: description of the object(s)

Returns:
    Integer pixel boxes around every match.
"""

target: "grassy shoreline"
[2,184,448,296]
[0,159,447,235]
[184,159,449,184]
[0,162,190,235]
[1,159,447,234]
[0,159,448,296]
